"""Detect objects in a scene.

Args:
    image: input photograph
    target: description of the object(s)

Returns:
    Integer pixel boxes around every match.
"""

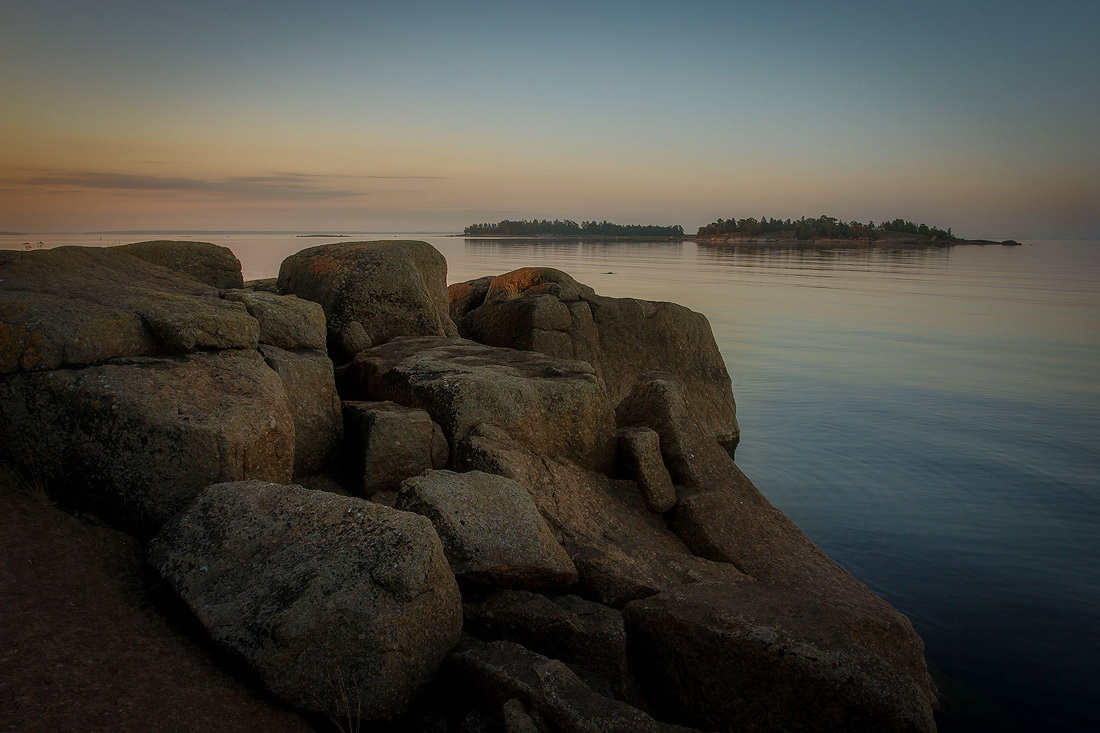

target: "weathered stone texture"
[149,481,463,719]
[397,470,577,589]
[452,266,738,443]
[259,345,341,476]
[343,400,447,495]
[350,337,616,473]
[115,240,244,290]
[276,240,457,359]
[0,351,294,536]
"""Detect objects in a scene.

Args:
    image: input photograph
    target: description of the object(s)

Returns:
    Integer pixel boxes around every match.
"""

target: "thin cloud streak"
[0,169,442,202]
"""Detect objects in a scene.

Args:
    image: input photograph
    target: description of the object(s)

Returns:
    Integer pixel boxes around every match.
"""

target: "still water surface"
[4,233,1098,731]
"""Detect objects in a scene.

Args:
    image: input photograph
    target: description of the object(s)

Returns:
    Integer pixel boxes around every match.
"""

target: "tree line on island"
[463,216,955,241]
[464,219,685,237]
[697,215,954,241]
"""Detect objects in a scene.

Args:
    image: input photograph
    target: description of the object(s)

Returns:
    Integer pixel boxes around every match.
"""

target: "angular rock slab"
[397,470,577,589]
[464,589,640,704]
[446,638,697,733]
[225,289,327,350]
[259,345,342,476]
[453,267,738,444]
[148,481,463,719]
[0,246,258,374]
[342,400,448,495]
[623,582,938,733]
[456,424,747,607]
[115,240,244,290]
[0,350,294,536]
[276,240,457,358]
[350,337,616,473]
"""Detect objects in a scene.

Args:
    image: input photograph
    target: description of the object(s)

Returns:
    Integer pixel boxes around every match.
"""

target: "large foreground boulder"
[0,351,294,536]
[452,267,738,444]
[148,481,463,719]
[276,240,457,359]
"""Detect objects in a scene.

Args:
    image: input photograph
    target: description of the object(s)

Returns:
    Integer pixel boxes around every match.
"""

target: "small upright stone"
[397,470,577,589]
[618,427,677,512]
[343,401,447,495]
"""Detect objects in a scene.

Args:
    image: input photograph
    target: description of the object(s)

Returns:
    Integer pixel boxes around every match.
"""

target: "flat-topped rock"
[115,240,244,289]
[350,336,616,472]
[397,470,577,589]
[0,246,257,373]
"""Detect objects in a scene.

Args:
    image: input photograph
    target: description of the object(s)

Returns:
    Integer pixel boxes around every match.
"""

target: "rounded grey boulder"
[148,481,463,719]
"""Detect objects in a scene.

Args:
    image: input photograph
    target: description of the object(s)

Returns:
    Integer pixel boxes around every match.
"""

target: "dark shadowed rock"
[276,241,457,359]
[624,582,937,733]
[616,372,938,732]
[397,471,577,589]
[452,267,737,443]
[350,337,616,473]
[446,638,697,733]
[617,427,676,513]
[455,424,746,607]
[115,240,244,289]
[0,351,293,536]
[343,400,448,495]
[225,290,327,350]
[0,247,258,373]
[259,345,341,476]
[463,589,640,704]
[148,481,463,719]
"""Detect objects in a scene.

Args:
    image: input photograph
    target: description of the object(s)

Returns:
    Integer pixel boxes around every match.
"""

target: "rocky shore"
[0,240,939,731]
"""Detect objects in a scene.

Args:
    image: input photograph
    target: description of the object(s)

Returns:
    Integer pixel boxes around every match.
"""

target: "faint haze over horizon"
[1,0,1097,239]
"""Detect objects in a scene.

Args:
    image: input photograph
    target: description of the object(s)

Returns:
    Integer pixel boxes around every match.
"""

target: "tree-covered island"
[464,219,685,237]
[696,215,954,241]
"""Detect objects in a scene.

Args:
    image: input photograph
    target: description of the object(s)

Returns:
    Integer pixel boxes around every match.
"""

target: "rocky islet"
[0,239,939,731]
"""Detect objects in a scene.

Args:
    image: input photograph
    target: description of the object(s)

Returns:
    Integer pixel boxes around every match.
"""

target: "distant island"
[0,231,28,236]
[704,215,954,241]
[464,219,685,237]
[697,215,955,241]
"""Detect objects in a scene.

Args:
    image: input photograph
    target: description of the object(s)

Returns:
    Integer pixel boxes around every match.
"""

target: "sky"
[1,0,1097,238]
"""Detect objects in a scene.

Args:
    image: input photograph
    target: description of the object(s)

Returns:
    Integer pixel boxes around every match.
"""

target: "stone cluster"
[0,239,938,730]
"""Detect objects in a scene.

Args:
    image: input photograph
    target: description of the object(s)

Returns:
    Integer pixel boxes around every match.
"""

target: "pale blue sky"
[1,0,1097,237]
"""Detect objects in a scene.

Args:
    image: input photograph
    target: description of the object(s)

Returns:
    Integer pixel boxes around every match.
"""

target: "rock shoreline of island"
[0,239,940,731]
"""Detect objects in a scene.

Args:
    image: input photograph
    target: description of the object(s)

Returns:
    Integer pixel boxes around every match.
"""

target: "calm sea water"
[4,233,1098,731]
